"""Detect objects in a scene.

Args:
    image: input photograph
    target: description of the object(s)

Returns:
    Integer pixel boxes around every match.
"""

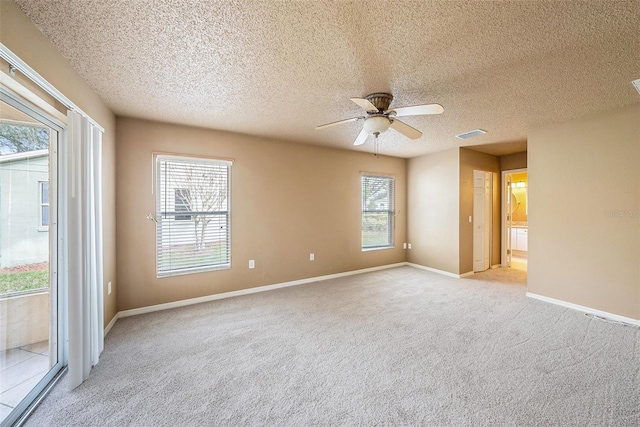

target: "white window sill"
[362,246,395,252]
[37,226,49,232]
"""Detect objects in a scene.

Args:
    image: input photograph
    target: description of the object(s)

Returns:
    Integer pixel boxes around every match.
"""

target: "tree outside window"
[156,155,231,276]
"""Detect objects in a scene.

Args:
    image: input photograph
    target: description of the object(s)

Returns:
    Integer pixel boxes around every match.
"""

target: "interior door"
[505,173,513,268]
[473,170,491,272]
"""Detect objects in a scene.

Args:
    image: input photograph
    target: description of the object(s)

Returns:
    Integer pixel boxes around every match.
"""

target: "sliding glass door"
[0,93,64,426]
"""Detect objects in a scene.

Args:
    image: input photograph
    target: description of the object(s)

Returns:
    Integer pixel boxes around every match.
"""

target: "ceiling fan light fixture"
[363,116,391,135]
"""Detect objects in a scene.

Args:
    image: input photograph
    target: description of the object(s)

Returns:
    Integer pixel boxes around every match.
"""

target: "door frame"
[501,168,527,267]
[1,82,67,427]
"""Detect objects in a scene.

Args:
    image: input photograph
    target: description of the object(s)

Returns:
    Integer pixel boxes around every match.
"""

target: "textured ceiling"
[14,0,640,158]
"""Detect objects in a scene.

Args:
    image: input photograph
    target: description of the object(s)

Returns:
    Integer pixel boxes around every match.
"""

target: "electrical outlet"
[408,243,412,249]
[469,215,472,223]
[107,281,112,295]
[403,243,407,249]
[249,260,255,269]
[310,253,315,261]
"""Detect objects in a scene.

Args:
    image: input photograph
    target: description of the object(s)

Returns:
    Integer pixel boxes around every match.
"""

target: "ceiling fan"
[315,92,444,146]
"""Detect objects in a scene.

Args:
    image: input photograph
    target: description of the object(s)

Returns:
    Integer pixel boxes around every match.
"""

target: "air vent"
[633,79,640,95]
[455,129,486,139]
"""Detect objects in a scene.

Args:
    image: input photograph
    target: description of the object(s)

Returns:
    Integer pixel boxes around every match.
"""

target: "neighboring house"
[0,149,49,269]
[155,157,231,275]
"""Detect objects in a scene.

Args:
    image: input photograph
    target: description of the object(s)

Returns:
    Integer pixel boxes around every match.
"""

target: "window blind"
[156,155,231,277]
[361,175,395,249]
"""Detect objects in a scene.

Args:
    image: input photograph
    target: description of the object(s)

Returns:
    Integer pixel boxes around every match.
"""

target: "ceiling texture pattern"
[14,0,640,157]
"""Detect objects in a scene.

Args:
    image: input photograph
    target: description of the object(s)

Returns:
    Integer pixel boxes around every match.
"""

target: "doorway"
[0,89,64,426]
[502,169,528,271]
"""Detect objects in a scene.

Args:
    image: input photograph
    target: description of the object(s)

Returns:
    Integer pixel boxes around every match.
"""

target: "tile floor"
[0,341,49,424]
[512,249,528,259]
[511,256,528,271]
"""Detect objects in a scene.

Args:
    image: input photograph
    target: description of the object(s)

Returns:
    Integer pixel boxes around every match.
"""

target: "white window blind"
[361,175,394,250]
[156,155,231,277]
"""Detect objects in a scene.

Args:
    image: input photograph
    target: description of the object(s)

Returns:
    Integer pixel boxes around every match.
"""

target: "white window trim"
[361,174,395,251]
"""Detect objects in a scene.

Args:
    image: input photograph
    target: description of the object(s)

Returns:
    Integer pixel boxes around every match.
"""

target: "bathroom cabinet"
[510,228,528,251]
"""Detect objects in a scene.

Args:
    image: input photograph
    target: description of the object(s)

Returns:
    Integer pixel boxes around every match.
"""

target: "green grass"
[362,213,392,248]
[362,230,392,248]
[161,242,229,271]
[0,270,49,295]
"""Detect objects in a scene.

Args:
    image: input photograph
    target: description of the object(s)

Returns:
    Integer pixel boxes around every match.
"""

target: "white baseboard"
[526,292,639,327]
[118,262,407,318]
[406,262,471,279]
[459,271,475,278]
[104,311,119,337]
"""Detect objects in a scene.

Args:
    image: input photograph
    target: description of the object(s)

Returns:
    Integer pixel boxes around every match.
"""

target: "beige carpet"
[25,266,639,426]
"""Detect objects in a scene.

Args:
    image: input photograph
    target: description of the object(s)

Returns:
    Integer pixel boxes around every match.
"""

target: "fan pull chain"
[374,133,379,159]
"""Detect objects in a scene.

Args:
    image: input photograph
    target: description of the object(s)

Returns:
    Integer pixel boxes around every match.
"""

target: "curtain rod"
[0,43,105,132]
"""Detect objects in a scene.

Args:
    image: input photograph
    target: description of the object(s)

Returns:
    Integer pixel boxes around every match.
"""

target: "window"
[156,155,231,277]
[174,188,191,221]
[40,181,49,227]
[361,175,394,250]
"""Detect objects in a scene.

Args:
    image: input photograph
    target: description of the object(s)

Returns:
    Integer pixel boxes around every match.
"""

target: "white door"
[473,171,491,272]
[505,173,513,267]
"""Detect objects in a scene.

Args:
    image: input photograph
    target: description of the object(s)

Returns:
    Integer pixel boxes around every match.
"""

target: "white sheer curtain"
[66,110,104,390]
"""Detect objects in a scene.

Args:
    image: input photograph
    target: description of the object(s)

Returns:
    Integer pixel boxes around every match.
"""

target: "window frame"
[361,174,395,251]
[155,154,232,277]
[0,78,65,427]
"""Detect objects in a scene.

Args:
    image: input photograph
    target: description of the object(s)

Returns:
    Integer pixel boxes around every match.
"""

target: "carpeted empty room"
[25,267,639,426]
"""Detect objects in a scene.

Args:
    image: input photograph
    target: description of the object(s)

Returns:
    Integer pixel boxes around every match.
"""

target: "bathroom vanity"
[511,223,528,252]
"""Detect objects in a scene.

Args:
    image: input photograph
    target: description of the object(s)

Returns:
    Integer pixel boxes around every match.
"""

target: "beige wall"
[500,151,527,171]
[459,148,501,273]
[528,104,640,320]
[407,148,459,274]
[1,1,118,326]
[116,118,407,310]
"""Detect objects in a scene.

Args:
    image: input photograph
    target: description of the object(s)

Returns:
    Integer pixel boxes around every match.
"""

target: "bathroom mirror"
[511,193,520,214]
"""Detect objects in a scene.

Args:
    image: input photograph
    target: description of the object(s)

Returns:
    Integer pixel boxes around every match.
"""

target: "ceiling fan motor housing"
[365,92,393,112]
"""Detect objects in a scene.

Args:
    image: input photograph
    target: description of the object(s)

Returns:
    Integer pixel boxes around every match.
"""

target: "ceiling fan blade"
[389,103,444,117]
[351,98,378,112]
[390,119,422,140]
[353,128,368,146]
[315,117,361,130]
